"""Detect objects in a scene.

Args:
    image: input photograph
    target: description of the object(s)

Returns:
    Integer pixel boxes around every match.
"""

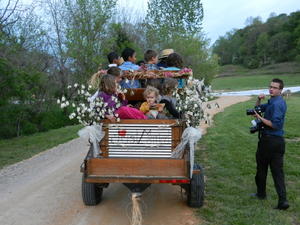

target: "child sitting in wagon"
[140,86,165,119]
[163,52,185,88]
[160,78,182,119]
[98,74,147,121]
[144,49,159,70]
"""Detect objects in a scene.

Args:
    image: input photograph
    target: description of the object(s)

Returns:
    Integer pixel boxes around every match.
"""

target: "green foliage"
[213,11,300,68]
[0,103,74,139]
[196,97,300,224]
[64,0,117,80]
[166,36,218,83]
[39,107,75,131]
[145,0,203,46]
[102,23,145,63]
[145,0,217,83]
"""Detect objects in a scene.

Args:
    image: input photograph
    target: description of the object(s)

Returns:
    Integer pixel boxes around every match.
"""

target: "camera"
[246,106,262,116]
[246,106,264,133]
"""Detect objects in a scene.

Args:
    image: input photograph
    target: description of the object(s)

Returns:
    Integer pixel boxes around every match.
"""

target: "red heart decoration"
[118,130,127,136]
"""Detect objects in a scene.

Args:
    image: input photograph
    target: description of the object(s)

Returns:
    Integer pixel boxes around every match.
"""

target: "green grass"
[0,125,82,169]
[212,73,300,91]
[195,94,300,224]
[218,62,300,77]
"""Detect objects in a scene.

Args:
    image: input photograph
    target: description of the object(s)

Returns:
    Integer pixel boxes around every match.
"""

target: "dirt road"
[0,96,251,225]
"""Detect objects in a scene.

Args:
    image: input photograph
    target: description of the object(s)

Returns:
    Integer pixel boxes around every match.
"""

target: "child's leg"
[116,106,147,119]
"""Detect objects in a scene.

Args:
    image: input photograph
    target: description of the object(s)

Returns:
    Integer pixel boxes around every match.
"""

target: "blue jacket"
[260,95,287,136]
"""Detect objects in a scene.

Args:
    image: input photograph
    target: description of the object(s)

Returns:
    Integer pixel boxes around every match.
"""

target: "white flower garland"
[57,83,122,125]
[175,77,212,127]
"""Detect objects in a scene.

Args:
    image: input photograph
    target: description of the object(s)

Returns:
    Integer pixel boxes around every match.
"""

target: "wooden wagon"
[80,70,205,208]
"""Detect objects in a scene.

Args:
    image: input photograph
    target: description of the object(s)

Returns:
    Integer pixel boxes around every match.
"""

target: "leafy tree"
[269,31,293,62]
[256,32,270,65]
[63,0,117,81]
[145,0,203,48]
[213,10,300,68]
[145,0,217,83]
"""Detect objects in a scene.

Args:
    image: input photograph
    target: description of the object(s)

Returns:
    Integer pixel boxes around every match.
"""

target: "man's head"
[107,52,121,65]
[121,47,136,63]
[269,78,284,97]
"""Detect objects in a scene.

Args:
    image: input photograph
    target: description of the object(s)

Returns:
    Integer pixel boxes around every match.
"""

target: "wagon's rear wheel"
[187,164,205,208]
[82,174,103,205]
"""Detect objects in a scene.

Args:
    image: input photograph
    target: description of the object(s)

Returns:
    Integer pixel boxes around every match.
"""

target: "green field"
[212,74,300,91]
[212,63,300,91]
[0,125,82,169]
[195,94,300,224]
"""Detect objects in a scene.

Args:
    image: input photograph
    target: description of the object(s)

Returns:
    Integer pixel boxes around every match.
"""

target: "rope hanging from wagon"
[131,192,143,225]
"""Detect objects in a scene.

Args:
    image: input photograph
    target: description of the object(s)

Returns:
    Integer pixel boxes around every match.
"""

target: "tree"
[144,0,218,83]
[256,32,270,65]
[269,31,293,62]
[0,0,21,33]
[145,0,203,48]
[213,11,300,67]
[63,0,117,81]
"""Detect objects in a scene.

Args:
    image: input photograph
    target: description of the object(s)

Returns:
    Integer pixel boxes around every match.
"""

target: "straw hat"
[159,49,174,59]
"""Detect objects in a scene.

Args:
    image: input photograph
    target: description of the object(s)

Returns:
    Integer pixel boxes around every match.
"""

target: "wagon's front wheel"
[82,175,103,205]
[187,164,205,208]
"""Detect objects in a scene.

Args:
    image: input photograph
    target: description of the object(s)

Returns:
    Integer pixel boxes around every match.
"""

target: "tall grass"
[195,95,300,224]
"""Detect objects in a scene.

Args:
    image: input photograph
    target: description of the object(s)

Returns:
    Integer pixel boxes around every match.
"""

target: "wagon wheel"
[187,164,205,208]
[82,174,103,206]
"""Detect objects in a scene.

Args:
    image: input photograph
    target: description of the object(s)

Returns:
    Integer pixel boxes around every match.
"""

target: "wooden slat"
[87,158,187,177]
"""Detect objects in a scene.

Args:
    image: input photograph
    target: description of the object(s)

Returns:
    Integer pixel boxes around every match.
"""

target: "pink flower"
[179,68,192,74]
[164,72,173,77]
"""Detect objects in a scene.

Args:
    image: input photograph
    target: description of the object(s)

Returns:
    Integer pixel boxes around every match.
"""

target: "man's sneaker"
[250,193,266,200]
[274,201,289,210]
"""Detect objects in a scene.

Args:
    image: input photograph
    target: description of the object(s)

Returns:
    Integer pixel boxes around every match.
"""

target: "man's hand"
[256,94,265,106]
[258,94,265,100]
[254,110,273,128]
[254,110,262,120]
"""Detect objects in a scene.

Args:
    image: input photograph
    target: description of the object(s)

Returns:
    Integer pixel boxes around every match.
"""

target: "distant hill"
[212,11,300,69]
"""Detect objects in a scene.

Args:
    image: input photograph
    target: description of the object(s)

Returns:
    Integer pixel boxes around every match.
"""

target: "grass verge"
[212,73,300,91]
[195,94,300,224]
[0,125,82,169]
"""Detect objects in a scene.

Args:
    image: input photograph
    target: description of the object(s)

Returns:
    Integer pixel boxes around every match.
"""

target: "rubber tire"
[82,175,103,206]
[187,164,205,208]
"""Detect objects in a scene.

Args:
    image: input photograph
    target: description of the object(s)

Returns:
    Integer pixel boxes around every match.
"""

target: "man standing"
[252,78,289,210]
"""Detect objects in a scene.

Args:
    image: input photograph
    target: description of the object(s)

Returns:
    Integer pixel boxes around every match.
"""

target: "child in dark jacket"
[159,78,181,119]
